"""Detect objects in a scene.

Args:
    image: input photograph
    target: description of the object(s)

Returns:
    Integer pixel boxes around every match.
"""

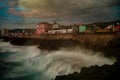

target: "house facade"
[35,22,52,34]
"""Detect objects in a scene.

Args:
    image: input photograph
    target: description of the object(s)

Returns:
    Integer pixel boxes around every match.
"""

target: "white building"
[48,28,67,34]
[52,22,59,29]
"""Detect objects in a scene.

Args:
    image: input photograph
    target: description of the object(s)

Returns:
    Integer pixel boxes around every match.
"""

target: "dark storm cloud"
[0,0,120,28]
[18,0,120,22]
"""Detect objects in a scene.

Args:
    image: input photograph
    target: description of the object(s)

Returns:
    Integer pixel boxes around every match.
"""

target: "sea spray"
[0,41,115,80]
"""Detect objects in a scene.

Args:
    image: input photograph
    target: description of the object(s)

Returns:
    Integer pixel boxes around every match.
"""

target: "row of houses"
[0,28,36,36]
[34,22,90,35]
[35,22,120,34]
[10,29,35,36]
[0,22,120,36]
[93,23,120,33]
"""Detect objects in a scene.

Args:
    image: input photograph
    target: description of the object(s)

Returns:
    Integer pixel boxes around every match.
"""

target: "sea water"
[0,41,115,80]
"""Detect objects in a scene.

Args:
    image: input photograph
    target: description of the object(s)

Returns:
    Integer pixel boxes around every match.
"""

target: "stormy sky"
[0,0,120,29]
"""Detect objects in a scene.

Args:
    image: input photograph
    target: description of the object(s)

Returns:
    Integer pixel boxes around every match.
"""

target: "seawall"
[0,33,120,57]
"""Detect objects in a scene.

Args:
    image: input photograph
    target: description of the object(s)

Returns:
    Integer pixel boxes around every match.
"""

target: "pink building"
[35,22,52,34]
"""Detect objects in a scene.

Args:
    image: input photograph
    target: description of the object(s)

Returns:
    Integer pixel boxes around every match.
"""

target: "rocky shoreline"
[52,34,120,80]
[55,60,120,80]
[0,34,120,57]
[1,34,120,80]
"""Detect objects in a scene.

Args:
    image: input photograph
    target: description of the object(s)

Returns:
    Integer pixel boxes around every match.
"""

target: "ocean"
[0,40,115,80]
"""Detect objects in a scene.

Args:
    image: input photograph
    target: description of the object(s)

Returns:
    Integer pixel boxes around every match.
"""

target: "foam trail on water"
[0,41,115,80]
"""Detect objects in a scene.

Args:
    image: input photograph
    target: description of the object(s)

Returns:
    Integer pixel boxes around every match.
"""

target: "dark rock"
[55,61,120,80]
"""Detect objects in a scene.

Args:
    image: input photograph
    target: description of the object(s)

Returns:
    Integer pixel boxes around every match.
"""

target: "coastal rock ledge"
[0,33,120,57]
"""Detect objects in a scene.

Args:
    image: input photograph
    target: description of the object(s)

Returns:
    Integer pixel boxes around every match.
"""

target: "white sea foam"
[0,41,115,80]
